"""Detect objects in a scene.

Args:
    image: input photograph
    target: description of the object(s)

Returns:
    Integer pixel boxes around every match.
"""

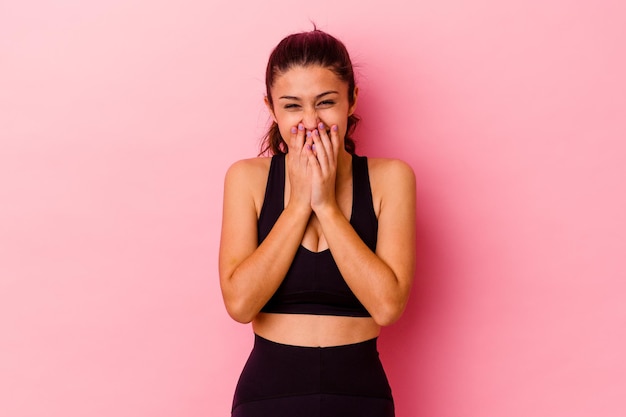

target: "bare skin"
[219,65,416,347]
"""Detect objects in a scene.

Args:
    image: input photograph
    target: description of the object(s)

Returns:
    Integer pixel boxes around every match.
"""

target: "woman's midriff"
[252,312,381,347]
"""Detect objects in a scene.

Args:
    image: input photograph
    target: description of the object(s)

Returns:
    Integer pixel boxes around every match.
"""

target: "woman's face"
[267,65,357,149]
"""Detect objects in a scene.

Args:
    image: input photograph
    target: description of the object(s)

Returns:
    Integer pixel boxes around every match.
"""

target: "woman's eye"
[284,104,300,109]
[317,100,335,107]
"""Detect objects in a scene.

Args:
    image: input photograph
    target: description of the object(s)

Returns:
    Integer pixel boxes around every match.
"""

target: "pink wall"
[1,1,625,416]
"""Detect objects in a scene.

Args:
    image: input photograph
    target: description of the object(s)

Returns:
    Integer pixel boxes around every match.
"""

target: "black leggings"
[231,334,394,417]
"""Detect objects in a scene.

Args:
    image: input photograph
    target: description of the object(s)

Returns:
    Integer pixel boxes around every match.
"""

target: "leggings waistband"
[253,333,379,351]
[233,333,393,411]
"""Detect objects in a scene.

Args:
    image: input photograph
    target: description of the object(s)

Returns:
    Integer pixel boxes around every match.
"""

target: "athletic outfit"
[231,154,395,417]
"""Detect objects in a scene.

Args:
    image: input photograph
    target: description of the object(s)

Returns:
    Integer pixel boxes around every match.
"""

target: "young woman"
[219,29,416,417]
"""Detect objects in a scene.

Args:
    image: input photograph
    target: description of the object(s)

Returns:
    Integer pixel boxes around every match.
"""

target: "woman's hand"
[286,123,314,211]
[308,122,341,213]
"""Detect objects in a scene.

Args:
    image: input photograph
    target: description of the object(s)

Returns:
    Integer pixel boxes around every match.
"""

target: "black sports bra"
[258,153,378,317]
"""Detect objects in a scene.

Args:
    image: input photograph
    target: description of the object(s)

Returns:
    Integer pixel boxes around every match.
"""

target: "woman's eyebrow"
[278,91,339,100]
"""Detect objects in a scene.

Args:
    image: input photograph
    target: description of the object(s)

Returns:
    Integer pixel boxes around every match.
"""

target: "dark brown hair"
[260,29,360,155]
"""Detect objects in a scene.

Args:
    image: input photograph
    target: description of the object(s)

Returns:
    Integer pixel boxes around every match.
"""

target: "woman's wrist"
[311,201,342,224]
[284,199,313,219]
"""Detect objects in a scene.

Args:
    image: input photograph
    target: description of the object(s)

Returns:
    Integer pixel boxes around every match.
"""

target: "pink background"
[1,1,625,416]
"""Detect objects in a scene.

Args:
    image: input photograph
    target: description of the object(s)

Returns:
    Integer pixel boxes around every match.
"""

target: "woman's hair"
[260,29,360,155]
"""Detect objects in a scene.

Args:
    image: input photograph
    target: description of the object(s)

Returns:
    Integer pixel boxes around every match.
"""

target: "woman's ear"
[348,87,359,116]
[264,96,277,123]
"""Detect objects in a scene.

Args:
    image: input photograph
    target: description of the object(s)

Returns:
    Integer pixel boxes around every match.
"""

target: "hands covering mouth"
[286,122,342,212]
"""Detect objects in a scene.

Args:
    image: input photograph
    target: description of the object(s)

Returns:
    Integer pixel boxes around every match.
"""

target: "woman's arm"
[315,158,416,326]
[219,125,315,323]
[308,125,415,326]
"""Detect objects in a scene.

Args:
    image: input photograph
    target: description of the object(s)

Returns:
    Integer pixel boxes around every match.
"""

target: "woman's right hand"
[285,123,314,211]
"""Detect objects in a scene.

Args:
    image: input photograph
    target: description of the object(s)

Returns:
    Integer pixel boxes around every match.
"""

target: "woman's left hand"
[308,122,341,213]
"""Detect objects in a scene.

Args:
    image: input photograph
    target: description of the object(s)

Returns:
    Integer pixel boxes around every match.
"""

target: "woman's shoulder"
[364,156,415,183]
[223,156,274,200]
[225,156,273,181]
[362,157,416,210]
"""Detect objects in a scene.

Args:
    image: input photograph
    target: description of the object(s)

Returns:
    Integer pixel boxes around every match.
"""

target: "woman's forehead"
[272,65,348,97]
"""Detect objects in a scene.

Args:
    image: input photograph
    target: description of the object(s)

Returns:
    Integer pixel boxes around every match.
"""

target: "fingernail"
[306,131,311,138]
[313,129,319,136]
[318,122,325,130]
[332,125,338,132]
[312,144,316,151]
[291,127,297,134]
[298,123,305,131]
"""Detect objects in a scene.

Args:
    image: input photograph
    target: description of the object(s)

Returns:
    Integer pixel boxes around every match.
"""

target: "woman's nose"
[301,109,319,131]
